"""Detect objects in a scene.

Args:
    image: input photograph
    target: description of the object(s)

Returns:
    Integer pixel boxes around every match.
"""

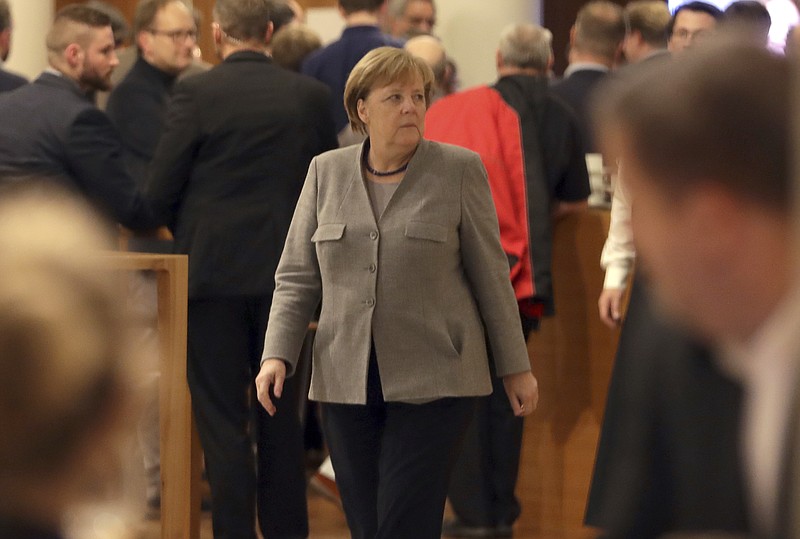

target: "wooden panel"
[516,209,619,537]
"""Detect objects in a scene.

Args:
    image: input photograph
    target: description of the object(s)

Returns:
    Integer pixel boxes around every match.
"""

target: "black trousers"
[187,296,308,539]
[447,315,537,527]
[320,355,474,539]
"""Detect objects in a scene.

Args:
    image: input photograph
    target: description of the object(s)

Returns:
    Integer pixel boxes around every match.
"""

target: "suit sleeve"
[458,151,532,377]
[145,80,200,228]
[65,108,158,230]
[261,158,323,377]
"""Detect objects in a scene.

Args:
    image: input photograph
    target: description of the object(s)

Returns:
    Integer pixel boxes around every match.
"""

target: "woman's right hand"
[256,359,286,416]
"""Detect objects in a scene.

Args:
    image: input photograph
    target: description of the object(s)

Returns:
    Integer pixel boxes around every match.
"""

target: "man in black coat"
[551,0,624,153]
[106,0,198,516]
[0,5,155,231]
[107,0,196,191]
[146,0,337,536]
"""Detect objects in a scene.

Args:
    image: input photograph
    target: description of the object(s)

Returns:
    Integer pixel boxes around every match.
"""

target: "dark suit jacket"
[585,280,750,538]
[551,67,608,153]
[0,72,156,230]
[146,51,338,298]
[301,25,404,133]
[0,68,27,93]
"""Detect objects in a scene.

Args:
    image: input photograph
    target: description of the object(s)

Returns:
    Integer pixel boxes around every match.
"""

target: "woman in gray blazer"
[256,47,538,539]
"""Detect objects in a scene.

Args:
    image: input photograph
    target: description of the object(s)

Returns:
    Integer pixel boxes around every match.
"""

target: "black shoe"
[441,518,512,538]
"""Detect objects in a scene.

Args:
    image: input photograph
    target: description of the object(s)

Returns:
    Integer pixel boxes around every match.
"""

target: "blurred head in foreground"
[0,183,136,534]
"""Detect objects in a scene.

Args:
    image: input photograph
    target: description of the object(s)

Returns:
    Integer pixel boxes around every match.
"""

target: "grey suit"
[264,138,531,538]
[263,139,531,404]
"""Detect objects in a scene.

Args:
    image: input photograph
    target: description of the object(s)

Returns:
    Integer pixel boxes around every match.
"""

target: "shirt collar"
[563,62,609,78]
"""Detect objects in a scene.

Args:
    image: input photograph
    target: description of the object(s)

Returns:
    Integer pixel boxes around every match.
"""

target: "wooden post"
[103,252,200,539]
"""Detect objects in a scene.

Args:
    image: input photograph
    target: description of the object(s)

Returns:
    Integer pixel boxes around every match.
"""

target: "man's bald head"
[404,34,446,80]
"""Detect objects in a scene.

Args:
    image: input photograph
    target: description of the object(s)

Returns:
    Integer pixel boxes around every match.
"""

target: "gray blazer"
[262,139,531,404]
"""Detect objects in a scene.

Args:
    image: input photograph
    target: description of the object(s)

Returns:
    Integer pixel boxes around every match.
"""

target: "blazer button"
[370,231,379,240]
[368,263,376,273]
[366,298,375,307]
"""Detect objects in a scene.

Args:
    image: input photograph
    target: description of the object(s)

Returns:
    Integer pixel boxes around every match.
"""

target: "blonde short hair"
[343,46,434,135]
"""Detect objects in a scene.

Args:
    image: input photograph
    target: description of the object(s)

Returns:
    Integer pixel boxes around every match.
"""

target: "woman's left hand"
[502,371,539,417]
[256,359,287,416]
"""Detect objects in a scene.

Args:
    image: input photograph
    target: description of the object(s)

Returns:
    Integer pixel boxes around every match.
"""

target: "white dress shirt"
[718,286,800,536]
[600,167,635,290]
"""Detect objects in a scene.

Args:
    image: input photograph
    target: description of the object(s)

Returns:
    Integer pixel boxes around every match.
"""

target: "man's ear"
[212,22,222,46]
[569,24,577,46]
[0,28,10,60]
[136,30,149,57]
[264,21,274,45]
[64,43,84,69]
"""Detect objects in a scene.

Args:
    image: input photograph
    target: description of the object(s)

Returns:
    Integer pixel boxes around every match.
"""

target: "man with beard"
[0,4,156,231]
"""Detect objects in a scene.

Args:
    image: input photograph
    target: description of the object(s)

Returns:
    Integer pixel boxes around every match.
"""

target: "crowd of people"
[0,0,797,538]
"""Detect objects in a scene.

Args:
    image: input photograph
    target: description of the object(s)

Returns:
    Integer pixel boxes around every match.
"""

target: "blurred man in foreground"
[588,36,795,538]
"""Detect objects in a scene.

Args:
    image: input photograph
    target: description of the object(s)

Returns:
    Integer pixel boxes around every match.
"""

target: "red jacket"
[426,86,535,305]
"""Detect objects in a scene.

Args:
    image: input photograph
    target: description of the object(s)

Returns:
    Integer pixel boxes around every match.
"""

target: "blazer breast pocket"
[311,223,346,243]
[404,221,448,243]
[311,223,346,272]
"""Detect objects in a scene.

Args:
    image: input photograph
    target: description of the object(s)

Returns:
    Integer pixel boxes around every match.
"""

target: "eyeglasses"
[148,28,197,42]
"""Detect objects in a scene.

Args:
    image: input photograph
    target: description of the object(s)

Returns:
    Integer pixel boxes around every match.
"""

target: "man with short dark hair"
[552,0,625,152]
[0,5,156,231]
[668,1,723,54]
[723,0,772,46]
[145,0,337,535]
[301,0,403,139]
